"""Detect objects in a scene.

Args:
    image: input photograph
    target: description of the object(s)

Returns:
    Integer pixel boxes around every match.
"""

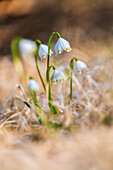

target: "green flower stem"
[33,49,46,92]
[70,57,78,100]
[28,76,41,108]
[11,37,27,88]
[47,32,61,109]
[35,39,42,46]
[29,90,40,108]
[47,65,56,108]
[49,65,56,71]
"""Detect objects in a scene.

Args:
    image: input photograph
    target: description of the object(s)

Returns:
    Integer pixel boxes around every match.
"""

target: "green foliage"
[33,49,46,92]
[11,37,27,87]
[70,57,78,100]
[102,115,113,126]
[50,105,58,115]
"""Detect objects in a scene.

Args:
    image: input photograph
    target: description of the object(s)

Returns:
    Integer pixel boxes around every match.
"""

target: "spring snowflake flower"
[19,39,37,59]
[51,70,66,84]
[38,44,53,60]
[55,37,71,56]
[28,79,40,92]
[75,60,88,74]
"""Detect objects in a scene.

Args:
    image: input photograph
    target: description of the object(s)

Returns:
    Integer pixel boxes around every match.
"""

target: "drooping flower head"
[51,69,66,84]
[55,37,71,56]
[19,39,37,59]
[38,44,53,60]
[28,78,40,92]
[75,60,88,74]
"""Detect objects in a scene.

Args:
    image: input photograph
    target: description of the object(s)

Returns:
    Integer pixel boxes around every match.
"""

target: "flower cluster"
[12,31,88,114]
[37,37,71,60]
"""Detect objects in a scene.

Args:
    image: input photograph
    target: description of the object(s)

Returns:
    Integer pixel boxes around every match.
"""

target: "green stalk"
[34,41,46,92]
[46,32,61,109]
[70,57,78,100]
[29,90,40,108]
[47,65,56,108]
[47,65,57,114]
[49,65,56,71]
[35,39,42,46]
[28,76,40,108]
[11,37,27,88]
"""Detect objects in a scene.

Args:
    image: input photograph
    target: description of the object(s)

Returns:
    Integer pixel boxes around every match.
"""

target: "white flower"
[55,37,71,56]
[51,70,66,84]
[28,79,40,92]
[19,39,37,59]
[75,60,88,74]
[38,44,53,60]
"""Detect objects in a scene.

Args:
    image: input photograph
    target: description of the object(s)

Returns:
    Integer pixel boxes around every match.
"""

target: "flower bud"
[28,79,40,92]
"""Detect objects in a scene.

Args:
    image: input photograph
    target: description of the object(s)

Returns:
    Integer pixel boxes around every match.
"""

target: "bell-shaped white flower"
[51,70,66,84]
[28,79,40,92]
[38,44,53,60]
[55,37,71,56]
[19,39,37,59]
[75,60,88,74]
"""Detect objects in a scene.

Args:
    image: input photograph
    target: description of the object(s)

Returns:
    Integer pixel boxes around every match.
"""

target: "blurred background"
[0,0,113,54]
[0,0,113,103]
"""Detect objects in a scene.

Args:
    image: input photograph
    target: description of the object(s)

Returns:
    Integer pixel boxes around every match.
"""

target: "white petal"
[41,44,48,54]
[55,37,71,56]
[60,38,71,52]
[51,70,65,84]
[55,38,63,56]
[75,60,87,74]
[50,49,53,56]
[78,61,87,70]
[28,80,40,92]
[38,44,47,59]
[38,44,52,59]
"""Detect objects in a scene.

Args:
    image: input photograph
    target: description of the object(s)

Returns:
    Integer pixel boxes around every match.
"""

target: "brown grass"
[1,35,113,170]
[0,127,113,170]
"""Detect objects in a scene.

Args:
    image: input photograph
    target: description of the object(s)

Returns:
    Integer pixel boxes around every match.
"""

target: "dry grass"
[0,127,113,170]
[0,41,113,169]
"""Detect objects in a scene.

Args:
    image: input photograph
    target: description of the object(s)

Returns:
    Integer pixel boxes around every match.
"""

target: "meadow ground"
[0,39,113,169]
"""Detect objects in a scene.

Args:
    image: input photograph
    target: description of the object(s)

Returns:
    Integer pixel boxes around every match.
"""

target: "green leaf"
[23,101,31,108]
